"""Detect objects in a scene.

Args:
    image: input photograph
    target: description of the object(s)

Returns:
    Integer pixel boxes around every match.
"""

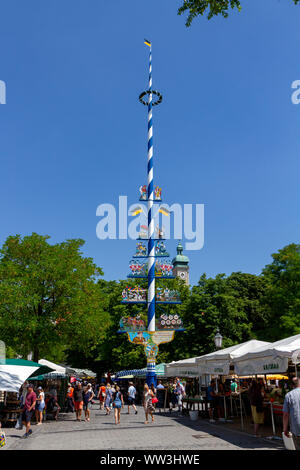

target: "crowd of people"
[1,375,299,450]
[10,377,186,439]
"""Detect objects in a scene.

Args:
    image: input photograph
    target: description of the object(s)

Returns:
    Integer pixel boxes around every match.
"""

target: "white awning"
[0,365,39,392]
[196,340,271,375]
[233,334,300,375]
[165,357,199,377]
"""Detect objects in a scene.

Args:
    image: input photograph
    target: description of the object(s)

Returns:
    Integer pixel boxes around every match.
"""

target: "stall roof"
[167,357,198,367]
[0,359,55,392]
[233,334,300,376]
[165,357,199,378]
[196,340,270,363]
[38,359,75,375]
[233,334,300,361]
[70,368,96,378]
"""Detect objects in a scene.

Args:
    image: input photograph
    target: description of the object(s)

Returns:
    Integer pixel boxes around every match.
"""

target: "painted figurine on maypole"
[119,40,184,387]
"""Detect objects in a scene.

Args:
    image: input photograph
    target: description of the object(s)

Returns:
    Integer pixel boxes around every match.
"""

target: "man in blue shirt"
[283,377,300,450]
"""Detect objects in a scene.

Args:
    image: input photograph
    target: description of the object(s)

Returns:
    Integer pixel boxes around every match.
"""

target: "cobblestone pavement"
[3,404,284,451]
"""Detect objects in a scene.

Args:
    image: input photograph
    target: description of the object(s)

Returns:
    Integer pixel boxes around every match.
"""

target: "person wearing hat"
[35,386,45,425]
[21,384,36,438]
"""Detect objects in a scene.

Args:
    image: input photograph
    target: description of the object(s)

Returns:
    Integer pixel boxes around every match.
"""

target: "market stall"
[165,358,205,414]
[232,334,300,434]
[0,359,54,426]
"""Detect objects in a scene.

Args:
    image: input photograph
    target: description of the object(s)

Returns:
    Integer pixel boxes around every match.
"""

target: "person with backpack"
[112,385,124,425]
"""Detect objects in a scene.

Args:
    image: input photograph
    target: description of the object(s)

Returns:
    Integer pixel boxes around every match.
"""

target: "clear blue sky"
[0,0,300,286]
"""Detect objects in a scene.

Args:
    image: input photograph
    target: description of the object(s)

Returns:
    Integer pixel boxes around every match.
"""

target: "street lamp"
[214,328,223,350]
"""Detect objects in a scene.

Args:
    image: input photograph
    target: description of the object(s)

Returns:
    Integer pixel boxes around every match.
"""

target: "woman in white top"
[35,386,45,425]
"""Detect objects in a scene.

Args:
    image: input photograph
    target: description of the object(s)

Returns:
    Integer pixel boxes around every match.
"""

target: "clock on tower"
[172,242,190,285]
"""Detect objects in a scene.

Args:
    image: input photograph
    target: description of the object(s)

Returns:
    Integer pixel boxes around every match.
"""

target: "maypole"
[118,40,183,387]
[145,40,156,386]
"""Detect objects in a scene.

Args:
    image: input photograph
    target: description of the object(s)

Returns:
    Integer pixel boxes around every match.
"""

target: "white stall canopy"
[0,359,54,392]
[38,359,76,376]
[196,340,270,375]
[166,357,199,378]
[233,334,300,376]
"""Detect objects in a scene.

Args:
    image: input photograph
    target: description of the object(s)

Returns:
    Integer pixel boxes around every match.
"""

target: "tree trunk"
[33,347,39,363]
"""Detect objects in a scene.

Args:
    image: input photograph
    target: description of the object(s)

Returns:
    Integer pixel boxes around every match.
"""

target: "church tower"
[172,241,190,285]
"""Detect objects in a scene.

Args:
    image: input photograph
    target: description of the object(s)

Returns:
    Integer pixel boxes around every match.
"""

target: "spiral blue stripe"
[147,45,155,334]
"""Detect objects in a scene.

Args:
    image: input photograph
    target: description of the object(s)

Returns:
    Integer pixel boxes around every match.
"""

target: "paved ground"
[3,404,284,451]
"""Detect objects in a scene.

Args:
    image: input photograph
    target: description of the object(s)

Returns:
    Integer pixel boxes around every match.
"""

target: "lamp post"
[214,328,223,350]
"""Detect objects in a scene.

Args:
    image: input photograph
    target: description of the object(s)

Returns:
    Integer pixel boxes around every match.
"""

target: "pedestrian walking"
[175,378,185,414]
[112,385,124,425]
[105,383,113,415]
[97,382,106,410]
[66,383,75,412]
[73,382,84,421]
[83,383,94,422]
[35,386,45,425]
[127,382,138,415]
[21,383,36,438]
[283,377,300,450]
[143,384,155,424]
[169,381,178,413]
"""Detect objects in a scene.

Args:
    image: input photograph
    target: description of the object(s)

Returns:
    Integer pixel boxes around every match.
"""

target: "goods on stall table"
[0,430,6,448]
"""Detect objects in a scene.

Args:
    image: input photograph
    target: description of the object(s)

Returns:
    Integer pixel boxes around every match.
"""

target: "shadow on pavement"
[165,414,284,450]
[32,424,175,435]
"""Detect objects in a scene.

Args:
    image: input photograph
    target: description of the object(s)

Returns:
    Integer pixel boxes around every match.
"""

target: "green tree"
[66,277,190,376]
[0,233,109,362]
[262,244,300,340]
[178,0,299,27]
[173,271,268,360]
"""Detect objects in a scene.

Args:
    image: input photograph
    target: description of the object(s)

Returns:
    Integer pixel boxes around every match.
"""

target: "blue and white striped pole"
[146,41,156,387]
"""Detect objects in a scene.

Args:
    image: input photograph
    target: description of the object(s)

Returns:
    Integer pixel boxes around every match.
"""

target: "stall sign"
[234,357,289,376]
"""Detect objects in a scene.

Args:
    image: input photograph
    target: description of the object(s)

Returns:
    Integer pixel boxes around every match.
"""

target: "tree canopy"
[1,233,299,374]
[262,244,300,340]
[178,0,300,27]
[0,233,109,362]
